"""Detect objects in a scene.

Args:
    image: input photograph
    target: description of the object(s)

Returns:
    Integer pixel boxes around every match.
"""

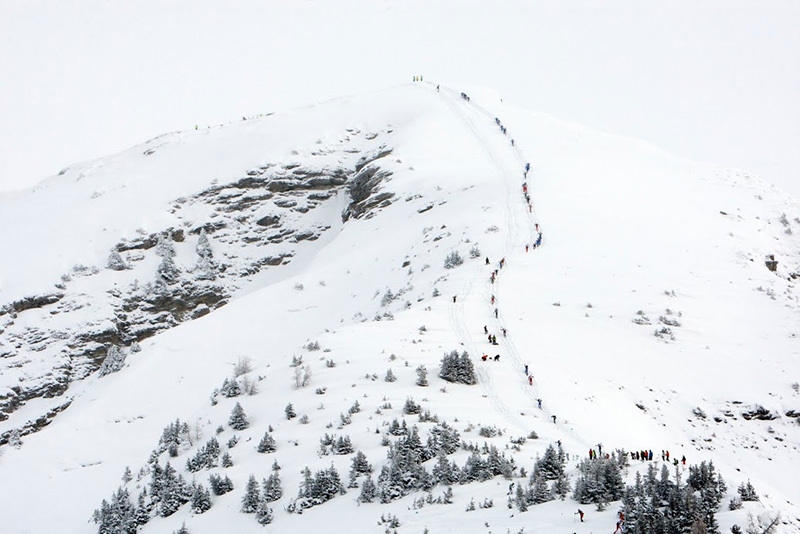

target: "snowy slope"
[0,84,798,534]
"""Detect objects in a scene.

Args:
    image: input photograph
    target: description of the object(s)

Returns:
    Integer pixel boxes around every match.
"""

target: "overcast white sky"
[1,0,798,198]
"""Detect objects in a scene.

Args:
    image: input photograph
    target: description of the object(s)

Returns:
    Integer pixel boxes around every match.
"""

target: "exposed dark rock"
[342,164,394,221]
[274,198,298,208]
[355,146,392,172]
[741,406,777,420]
[1,293,65,316]
[1,142,386,438]
[256,215,281,227]
[0,400,72,447]
[765,255,778,272]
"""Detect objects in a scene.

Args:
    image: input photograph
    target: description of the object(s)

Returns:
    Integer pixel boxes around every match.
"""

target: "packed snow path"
[431,83,557,432]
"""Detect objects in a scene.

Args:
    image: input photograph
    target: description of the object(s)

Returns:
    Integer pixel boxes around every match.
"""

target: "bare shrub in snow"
[659,315,682,327]
[654,327,675,341]
[234,356,252,377]
[293,365,312,388]
[381,289,395,306]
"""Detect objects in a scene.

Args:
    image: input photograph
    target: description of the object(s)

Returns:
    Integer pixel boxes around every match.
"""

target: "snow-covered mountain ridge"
[0,84,798,534]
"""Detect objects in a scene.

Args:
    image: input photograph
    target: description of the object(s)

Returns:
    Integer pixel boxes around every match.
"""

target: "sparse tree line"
[92,342,765,534]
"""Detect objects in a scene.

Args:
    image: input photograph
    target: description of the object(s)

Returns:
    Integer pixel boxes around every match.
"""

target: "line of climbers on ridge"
[436,79,691,534]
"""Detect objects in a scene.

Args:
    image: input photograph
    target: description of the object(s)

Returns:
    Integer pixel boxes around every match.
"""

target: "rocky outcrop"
[342,147,395,221]
[0,133,397,441]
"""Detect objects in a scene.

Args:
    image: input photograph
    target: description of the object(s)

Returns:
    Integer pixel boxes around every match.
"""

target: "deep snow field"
[0,84,798,533]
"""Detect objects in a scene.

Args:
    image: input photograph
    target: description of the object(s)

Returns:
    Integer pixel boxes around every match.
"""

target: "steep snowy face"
[0,84,798,534]
[0,87,436,437]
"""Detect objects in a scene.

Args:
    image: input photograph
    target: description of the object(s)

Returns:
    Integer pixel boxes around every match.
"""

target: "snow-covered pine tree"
[241,475,261,513]
[403,397,421,415]
[155,239,180,284]
[256,431,277,453]
[209,473,234,495]
[108,250,128,271]
[262,471,283,502]
[159,463,191,517]
[530,472,553,504]
[98,345,127,377]
[431,451,461,486]
[535,444,565,480]
[228,402,249,430]
[415,365,428,386]
[255,500,273,525]
[332,435,354,455]
[738,480,758,501]
[220,377,241,398]
[456,351,477,384]
[426,421,460,456]
[196,229,213,259]
[359,475,377,503]
[515,482,528,512]
[350,450,373,477]
[190,483,212,514]
[439,350,459,382]
[285,403,297,419]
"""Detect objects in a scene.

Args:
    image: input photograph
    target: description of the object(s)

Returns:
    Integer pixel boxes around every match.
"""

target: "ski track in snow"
[439,83,594,449]
[439,84,553,433]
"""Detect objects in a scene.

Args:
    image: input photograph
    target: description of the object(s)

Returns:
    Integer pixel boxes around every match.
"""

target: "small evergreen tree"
[209,473,234,496]
[108,250,128,271]
[439,350,476,384]
[255,500,273,525]
[228,402,249,430]
[196,229,213,259]
[443,250,464,269]
[98,345,127,377]
[359,475,377,503]
[257,431,277,453]
[738,480,758,501]
[415,365,428,386]
[241,475,261,513]
[285,403,297,419]
[220,378,241,398]
[190,483,212,514]
[263,471,283,503]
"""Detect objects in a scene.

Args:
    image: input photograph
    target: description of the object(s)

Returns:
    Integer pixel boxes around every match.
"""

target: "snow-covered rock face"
[0,85,799,534]
[0,117,398,436]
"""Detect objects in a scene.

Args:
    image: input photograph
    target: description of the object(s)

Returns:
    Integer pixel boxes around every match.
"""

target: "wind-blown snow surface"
[0,84,799,533]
